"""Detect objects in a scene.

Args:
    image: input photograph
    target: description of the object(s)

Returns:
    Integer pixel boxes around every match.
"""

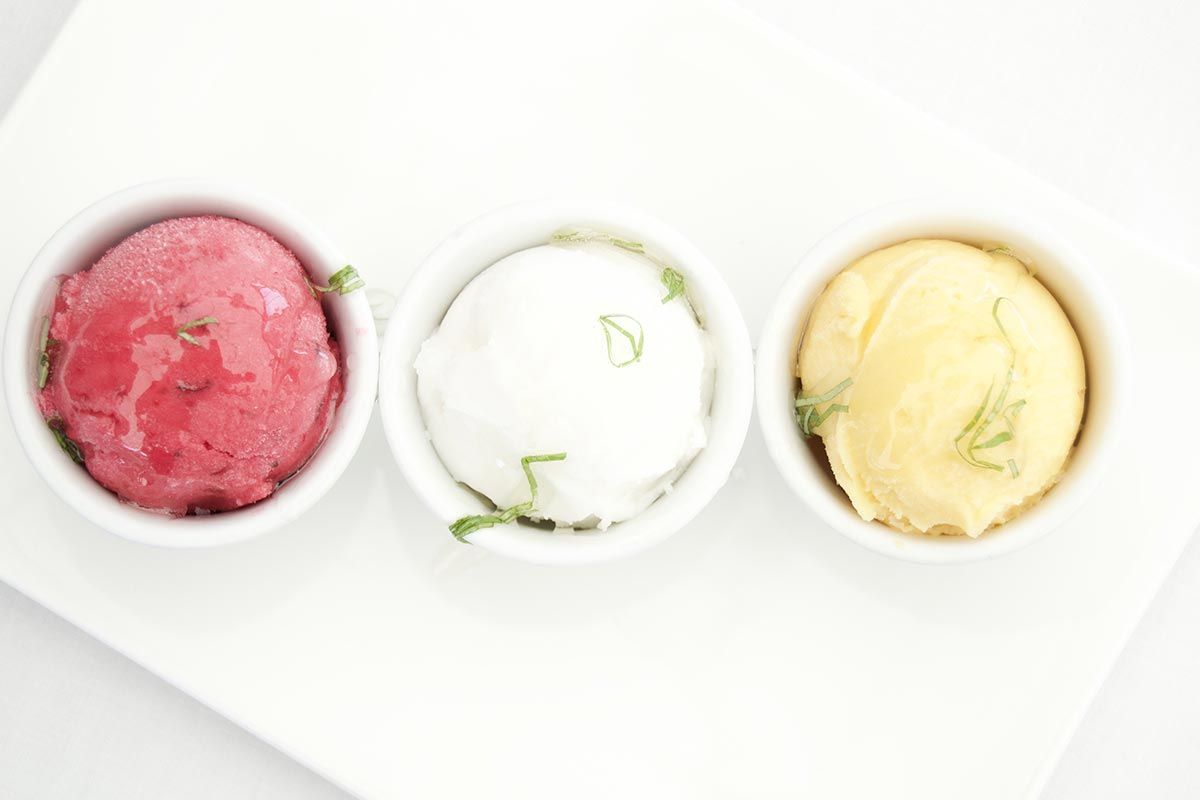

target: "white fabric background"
[1,1,1197,797]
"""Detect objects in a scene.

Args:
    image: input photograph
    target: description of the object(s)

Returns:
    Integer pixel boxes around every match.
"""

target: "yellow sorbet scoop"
[797,239,1085,537]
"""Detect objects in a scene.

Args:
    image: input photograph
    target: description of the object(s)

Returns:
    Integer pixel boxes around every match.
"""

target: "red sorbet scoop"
[39,215,343,515]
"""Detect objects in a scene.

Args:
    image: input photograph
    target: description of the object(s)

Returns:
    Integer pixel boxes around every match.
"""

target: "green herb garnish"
[36,316,51,389]
[551,228,691,308]
[307,264,365,297]
[598,314,644,367]
[954,298,1026,476]
[47,417,84,465]
[986,245,1014,256]
[659,267,686,304]
[449,452,567,541]
[176,316,217,346]
[795,377,852,437]
[551,229,646,254]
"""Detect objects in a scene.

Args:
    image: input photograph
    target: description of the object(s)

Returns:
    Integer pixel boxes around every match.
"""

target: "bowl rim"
[755,198,1132,564]
[377,199,754,565]
[1,178,379,548]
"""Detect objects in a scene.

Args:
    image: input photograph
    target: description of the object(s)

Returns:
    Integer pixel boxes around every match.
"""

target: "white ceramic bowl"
[756,200,1131,564]
[2,179,379,547]
[379,200,754,564]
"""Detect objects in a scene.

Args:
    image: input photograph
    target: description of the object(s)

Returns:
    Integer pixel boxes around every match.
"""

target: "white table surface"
[1,1,1197,798]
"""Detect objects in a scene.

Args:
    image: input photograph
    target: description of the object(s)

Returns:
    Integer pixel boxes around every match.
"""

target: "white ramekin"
[756,199,1131,564]
[378,200,754,565]
[2,179,379,547]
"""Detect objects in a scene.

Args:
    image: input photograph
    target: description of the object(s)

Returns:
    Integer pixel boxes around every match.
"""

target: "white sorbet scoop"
[415,239,714,529]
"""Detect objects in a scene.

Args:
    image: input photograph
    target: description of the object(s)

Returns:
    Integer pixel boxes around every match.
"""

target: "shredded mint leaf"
[954,298,1026,477]
[551,229,646,254]
[47,418,84,465]
[36,316,51,389]
[795,377,854,409]
[598,314,644,367]
[660,267,686,304]
[795,378,852,437]
[974,431,1013,450]
[307,265,365,297]
[449,452,567,542]
[176,316,217,346]
[551,227,692,309]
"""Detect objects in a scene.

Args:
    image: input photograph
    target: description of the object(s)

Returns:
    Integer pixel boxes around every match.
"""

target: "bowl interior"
[758,203,1128,563]
[3,180,378,547]
[380,202,753,564]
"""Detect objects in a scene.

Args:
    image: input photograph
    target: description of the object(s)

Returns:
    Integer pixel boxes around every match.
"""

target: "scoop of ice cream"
[415,240,714,528]
[39,215,342,515]
[797,239,1085,537]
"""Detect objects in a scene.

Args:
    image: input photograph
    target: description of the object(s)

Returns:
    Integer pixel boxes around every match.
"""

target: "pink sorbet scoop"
[38,215,343,516]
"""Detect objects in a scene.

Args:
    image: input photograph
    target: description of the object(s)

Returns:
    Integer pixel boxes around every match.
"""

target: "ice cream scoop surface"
[798,239,1085,537]
[416,240,714,529]
[39,215,342,515]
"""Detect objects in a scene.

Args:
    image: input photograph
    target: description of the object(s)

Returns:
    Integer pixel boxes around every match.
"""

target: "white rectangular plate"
[1,1,1196,798]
